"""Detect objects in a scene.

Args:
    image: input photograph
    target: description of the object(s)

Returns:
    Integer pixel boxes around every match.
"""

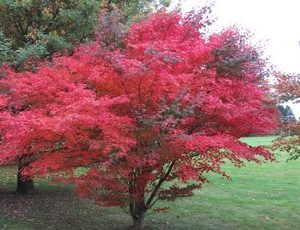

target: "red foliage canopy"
[0,12,277,225]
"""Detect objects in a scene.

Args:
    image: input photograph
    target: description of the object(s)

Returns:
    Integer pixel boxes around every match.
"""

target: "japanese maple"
[0,12,277,228]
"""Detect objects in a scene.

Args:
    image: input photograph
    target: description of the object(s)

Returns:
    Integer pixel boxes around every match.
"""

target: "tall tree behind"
[273,73,300,159]
[277,105,296,136]
[0,0,101,70]
[0,0,167,70]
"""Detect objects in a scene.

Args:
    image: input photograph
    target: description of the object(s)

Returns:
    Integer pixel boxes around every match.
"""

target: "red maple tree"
[0,12,277,228]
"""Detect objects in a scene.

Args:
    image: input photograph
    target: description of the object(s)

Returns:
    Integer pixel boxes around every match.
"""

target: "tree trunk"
[132,216,144,230]
[16,163,34,195]
[130,201,146,230]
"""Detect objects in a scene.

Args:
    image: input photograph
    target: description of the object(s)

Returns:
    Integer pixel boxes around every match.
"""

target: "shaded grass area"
[1,136,300,229]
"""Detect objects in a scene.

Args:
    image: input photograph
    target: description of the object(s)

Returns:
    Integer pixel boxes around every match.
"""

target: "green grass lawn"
[1,136,300,229]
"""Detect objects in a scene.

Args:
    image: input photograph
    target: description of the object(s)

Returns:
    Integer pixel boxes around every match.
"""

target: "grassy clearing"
[1,136,300,229]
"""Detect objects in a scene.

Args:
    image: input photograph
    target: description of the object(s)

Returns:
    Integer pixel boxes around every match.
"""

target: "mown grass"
[1,135,300,229]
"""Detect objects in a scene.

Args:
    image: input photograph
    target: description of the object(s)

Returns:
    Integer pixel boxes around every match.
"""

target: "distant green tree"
[0,32,14,65]
[0,0,101,69]
[278,105,296,125]
[0,0,169,70]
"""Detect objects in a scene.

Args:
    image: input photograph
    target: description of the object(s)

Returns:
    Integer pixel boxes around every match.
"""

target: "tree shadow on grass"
[0,188,159,230]
[0,189,86,229]
[0,166,159,229]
